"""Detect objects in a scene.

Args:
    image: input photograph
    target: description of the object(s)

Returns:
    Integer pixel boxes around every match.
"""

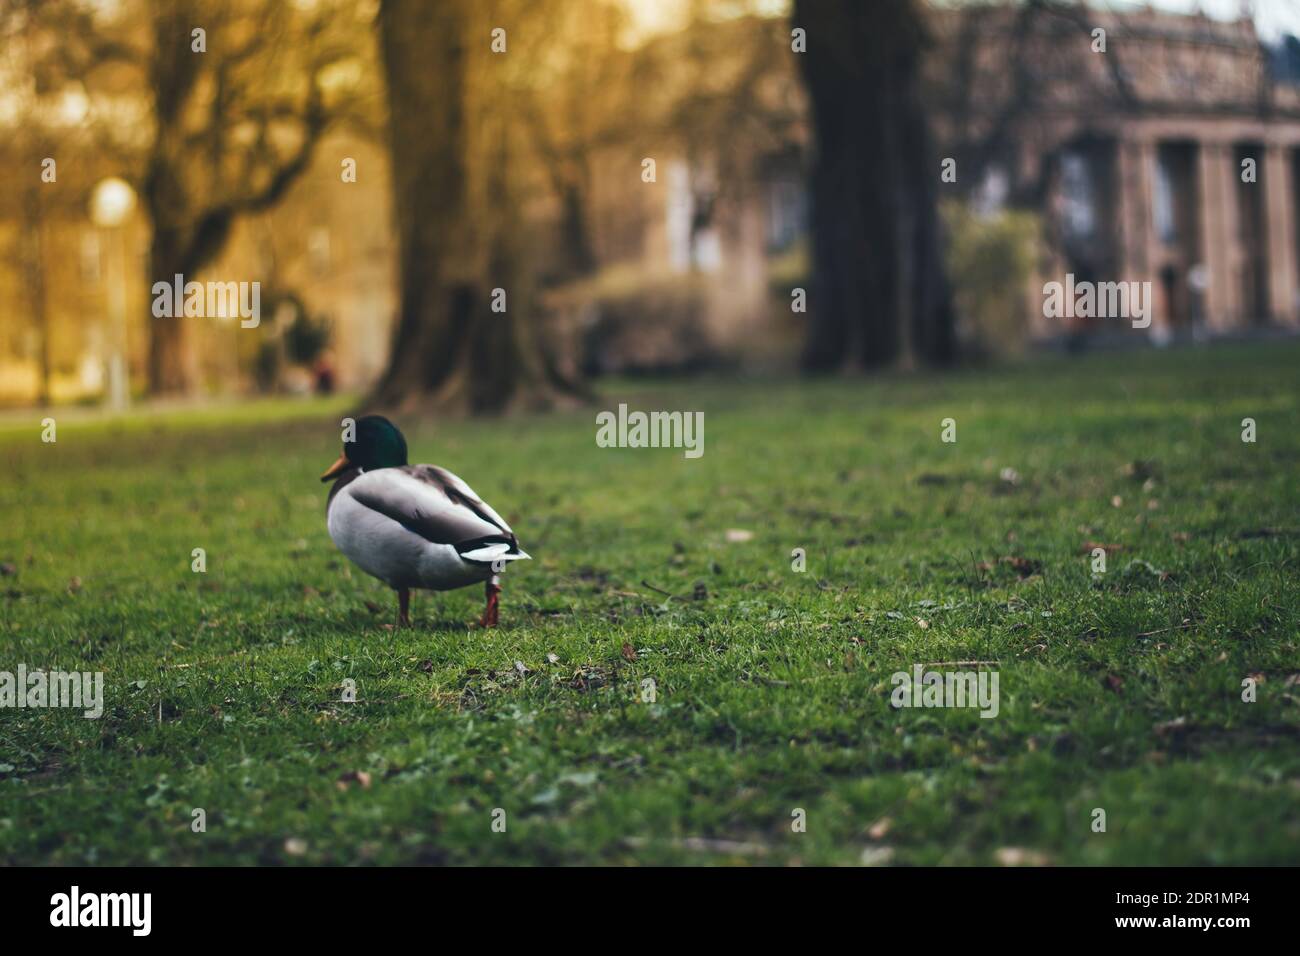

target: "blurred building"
[573,3,1300,368]
[930,4,1300,342]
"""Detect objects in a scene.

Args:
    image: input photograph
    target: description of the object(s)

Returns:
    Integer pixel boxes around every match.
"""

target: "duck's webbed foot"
[478,577,501,628]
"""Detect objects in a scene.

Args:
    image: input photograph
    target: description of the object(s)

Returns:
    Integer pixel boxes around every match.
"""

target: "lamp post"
[90,177,136,410]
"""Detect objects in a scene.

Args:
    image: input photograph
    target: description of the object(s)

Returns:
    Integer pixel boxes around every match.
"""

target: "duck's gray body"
[327,464,528,592]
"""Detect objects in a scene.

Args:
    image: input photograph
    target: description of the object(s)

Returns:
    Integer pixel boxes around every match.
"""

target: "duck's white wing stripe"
[459,542,531,562]
[347,469,505,546]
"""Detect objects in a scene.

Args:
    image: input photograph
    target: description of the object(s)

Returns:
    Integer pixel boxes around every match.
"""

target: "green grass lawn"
[2,342,1298,865]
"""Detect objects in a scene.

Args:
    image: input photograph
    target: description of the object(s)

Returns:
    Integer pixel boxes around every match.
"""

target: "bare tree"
[512,1,634,284]
[142,0,372,394]
[665,10,807,264]
[13,0,374,395]
[936,0,1141,211]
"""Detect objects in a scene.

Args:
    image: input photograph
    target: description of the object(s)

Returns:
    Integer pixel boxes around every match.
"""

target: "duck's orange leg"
[479,578,501,628]
[397,587,412,628]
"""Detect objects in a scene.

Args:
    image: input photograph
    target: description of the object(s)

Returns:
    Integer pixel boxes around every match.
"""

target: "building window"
[1060,152,1096,242]
[1153,155,1177,245]
[765,177,807,252]
[974,164,1009,220]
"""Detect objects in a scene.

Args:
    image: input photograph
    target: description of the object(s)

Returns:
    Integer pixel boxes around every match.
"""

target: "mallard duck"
[320,415,529,627]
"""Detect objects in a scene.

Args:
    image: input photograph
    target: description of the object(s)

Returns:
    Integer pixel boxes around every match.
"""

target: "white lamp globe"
[90,177,136,228]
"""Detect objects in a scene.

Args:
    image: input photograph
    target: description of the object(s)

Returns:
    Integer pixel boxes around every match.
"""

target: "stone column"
[1197,143,1240,331]
[1264,145,1299,326]
[1116,137,1161,331]
[1117,138,1153,280]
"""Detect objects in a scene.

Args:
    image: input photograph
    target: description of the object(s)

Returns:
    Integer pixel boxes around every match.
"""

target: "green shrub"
[942,200,1039,357]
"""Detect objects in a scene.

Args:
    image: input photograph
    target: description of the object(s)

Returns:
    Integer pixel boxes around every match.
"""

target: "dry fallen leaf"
[995,847,1051,867]
[1154,716,1190,737]
[621,642,638,662]
[1079,541,1123,555]
[860,846,895,866]
[1120,460,1158,482]
[336,770,372,791]
[1001,556,1042,578]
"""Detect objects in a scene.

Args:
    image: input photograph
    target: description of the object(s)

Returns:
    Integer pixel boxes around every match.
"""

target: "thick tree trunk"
[143,0,198,397]
[139,0,331,397]
[372,0,581,414]
[558,183,597,279]
[21,180,51,405]
[795,0,955,371]
[146,227,196,395]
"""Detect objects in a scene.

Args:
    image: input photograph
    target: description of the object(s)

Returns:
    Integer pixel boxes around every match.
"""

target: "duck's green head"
[320,415,408,482]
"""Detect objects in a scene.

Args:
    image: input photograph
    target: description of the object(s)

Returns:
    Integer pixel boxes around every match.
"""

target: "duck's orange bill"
[320,454,350,482]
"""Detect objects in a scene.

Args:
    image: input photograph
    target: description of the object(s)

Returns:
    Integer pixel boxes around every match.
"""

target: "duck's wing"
[345,466,511,550]
[408,465,516,539]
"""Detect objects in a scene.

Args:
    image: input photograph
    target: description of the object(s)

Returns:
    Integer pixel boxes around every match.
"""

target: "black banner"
[0,866,1288,942]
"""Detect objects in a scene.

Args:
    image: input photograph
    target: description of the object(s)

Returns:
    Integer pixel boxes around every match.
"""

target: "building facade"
[931,5,1300,340]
